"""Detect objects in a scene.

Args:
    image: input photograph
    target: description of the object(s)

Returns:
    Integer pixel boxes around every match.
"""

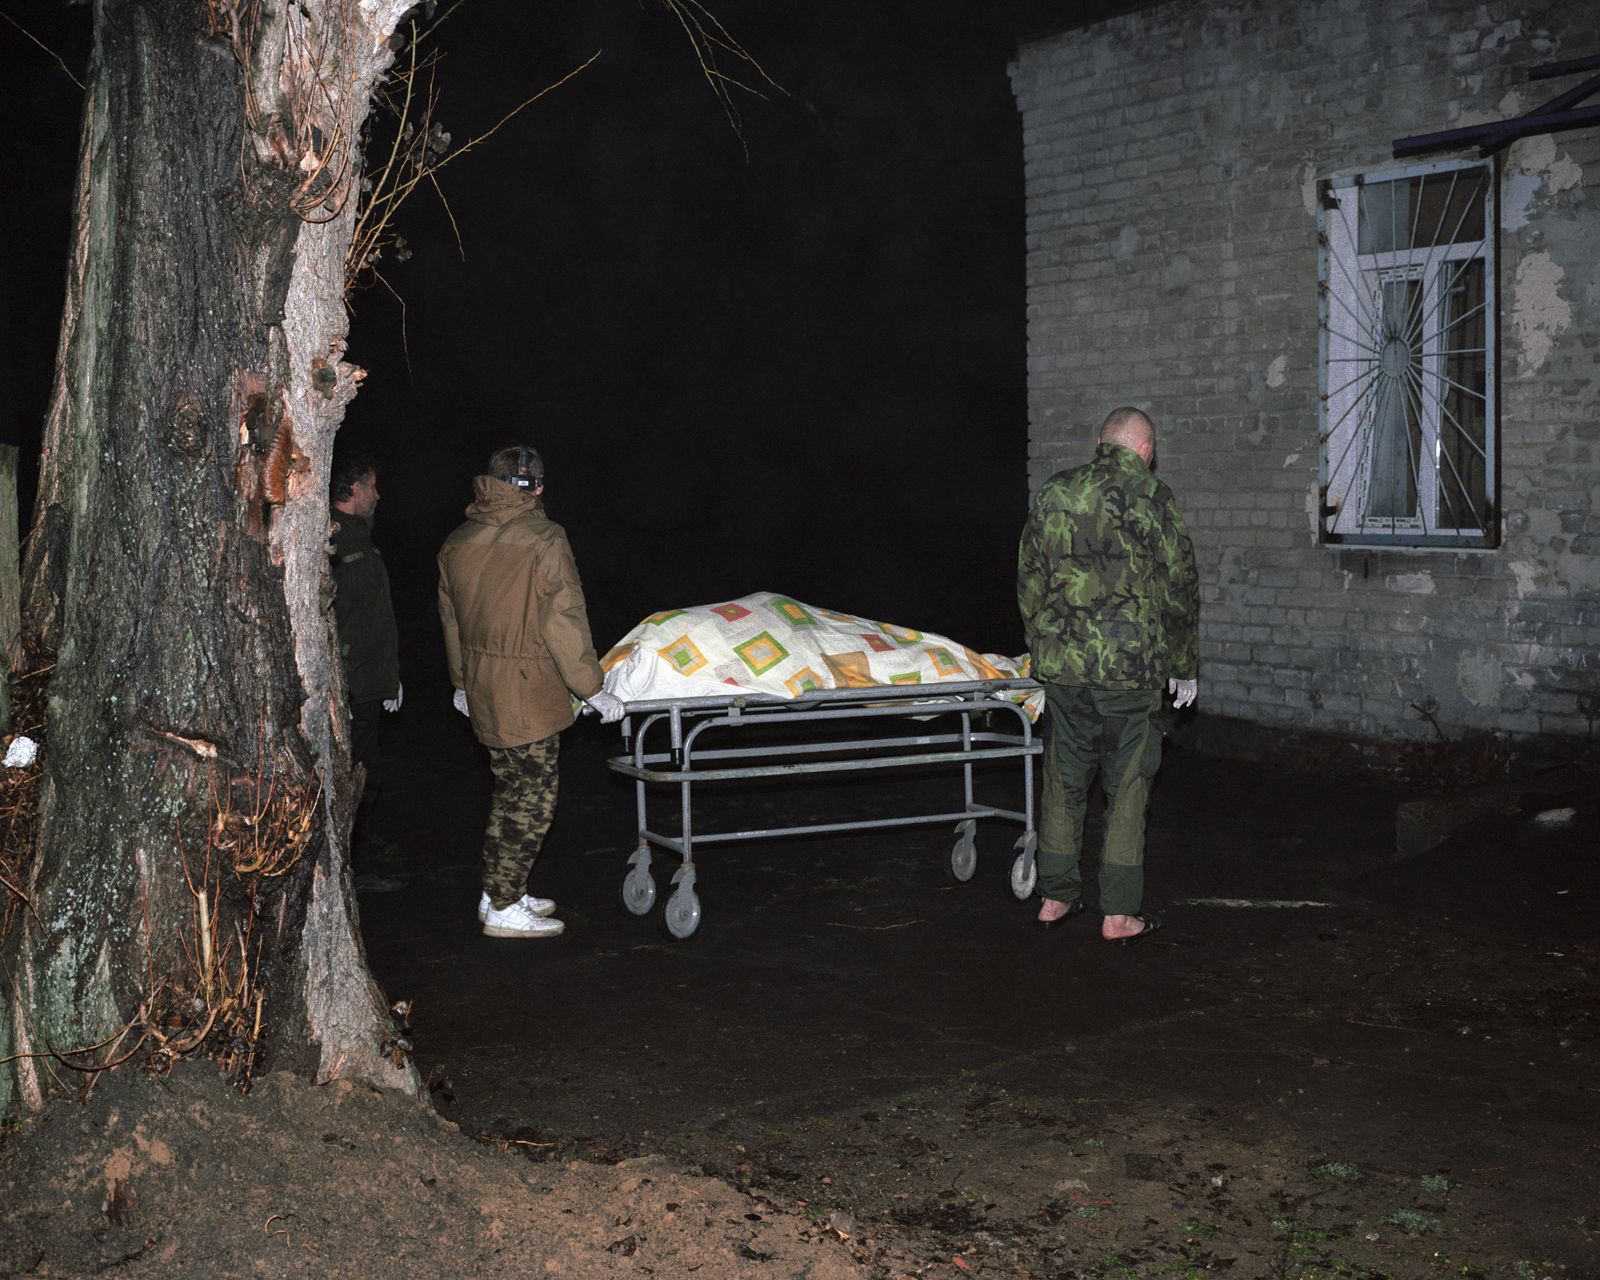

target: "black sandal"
[1107,914,1162,946]
[1035,899,1086,931]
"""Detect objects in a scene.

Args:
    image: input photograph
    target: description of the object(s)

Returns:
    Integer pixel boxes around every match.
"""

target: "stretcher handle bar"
[629,696,1038,755]
[632,691,1038,770]
[673,699,1036,730]
[609,743,1040,784]
[636,804,1026,852]
[618,678,1040,716]
[673,698,1034,765]
[621,729,1037,767]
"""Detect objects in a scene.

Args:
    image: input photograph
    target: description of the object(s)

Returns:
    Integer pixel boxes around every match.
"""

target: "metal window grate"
[1318,159,1497,548]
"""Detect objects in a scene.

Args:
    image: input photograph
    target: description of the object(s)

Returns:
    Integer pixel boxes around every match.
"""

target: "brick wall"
[1010,0,1600,749]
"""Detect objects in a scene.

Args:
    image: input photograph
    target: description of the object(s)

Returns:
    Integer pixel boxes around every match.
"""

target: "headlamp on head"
[510,447,543,490]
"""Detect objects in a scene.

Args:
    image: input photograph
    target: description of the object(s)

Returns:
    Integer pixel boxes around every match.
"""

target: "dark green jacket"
[331,511,400,704]
[1017,442,1199,689]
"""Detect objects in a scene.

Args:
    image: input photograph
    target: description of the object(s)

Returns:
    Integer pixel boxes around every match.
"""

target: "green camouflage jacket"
[1017,442,1199,689]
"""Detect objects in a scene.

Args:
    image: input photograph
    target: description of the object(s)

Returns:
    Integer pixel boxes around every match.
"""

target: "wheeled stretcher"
[606,678,1044,939]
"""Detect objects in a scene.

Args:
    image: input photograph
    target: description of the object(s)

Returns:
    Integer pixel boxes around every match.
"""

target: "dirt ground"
[2,691,1596,1279]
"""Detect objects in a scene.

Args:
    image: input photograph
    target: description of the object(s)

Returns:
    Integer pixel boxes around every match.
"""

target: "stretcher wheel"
[620,862,656,916]
[946,820,978,884]
[1008,834,1038,901]
[660,885,702,941]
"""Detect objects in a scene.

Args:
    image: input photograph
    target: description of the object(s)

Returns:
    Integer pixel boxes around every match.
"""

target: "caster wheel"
[660,886,702,940]
[946,820,978,884]
[1009,843,1038,901]
[620,861,656,916]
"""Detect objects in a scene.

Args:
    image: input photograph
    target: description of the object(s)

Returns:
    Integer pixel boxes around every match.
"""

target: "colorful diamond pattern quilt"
[600,591,1040,718]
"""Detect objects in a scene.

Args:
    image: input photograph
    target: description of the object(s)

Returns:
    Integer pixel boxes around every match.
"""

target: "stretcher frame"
[605,678,1043,938]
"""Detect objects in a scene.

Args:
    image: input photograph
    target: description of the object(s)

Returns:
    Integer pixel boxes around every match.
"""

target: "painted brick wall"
[1010,0,1600,748]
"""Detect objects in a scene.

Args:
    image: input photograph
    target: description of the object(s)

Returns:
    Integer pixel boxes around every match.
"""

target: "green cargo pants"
[1037,683,1163,917]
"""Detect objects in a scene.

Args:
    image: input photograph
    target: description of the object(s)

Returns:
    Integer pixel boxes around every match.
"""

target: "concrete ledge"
[1170,713,1597,859]
[1393,785,1524,860]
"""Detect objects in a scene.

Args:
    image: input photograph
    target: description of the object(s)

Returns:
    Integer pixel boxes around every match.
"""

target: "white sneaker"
[478,891,556,922]
[482,899,566,939]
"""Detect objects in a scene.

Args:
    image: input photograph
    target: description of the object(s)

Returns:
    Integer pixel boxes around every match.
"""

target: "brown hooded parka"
[437,476,605,748]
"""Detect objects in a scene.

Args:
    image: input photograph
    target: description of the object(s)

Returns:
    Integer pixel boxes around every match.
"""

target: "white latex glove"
[1168,677,1198,710]
[585,690,626,724]
[383,682,404,713]
[452,688,469,717]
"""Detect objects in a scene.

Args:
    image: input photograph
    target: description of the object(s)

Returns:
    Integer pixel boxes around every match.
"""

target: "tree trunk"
[2,0,419,1115]
[1,445,17,733]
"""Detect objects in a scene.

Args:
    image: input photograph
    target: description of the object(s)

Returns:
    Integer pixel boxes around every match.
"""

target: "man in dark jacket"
[1017,407,1199,945]
[330,450,403,891]
[438,445,624,939]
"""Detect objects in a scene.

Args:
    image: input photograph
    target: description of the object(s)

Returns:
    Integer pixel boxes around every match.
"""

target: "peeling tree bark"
[1,0,420,1114]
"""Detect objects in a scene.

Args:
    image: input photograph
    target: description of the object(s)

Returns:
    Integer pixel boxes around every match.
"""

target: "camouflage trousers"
[1037,684,1163,917]
[482,735,560,910]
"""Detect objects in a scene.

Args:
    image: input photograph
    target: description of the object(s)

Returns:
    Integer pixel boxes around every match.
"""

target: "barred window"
[1318,159,1497,547]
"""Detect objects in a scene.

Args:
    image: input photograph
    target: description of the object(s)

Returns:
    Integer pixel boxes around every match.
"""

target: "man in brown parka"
[438,445,625,939]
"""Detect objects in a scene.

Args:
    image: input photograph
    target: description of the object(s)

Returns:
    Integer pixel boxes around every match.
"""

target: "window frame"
[1317,156,1499,550]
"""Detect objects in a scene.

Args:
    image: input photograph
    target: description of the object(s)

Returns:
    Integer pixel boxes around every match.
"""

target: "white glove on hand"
[1167,677,1198,710]
[586,691,626,724]
[383,682,404,714]
[452,688,469,717]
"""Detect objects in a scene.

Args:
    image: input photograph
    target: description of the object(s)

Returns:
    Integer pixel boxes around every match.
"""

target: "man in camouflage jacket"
[1017,407,1199,945]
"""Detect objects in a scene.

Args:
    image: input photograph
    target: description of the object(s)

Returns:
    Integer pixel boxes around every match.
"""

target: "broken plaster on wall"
[1299,158,1319,217]
[1456,647,1504,708]
[1551,547,1600,599]
[1509,560,1540,599]
[1504,134,1583,230]
[1478,19,1523,53]
[1503,170,1542,232]
[1514,133,1582,193]
[1386,572,1436,594]
[1511,252,1572,372]
[1266,354,1287,388]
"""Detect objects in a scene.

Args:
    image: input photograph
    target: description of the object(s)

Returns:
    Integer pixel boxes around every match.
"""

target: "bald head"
[1098,406,1156,465]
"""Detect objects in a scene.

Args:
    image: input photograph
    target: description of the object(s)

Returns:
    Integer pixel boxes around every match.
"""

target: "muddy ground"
[3,690,1596,1279]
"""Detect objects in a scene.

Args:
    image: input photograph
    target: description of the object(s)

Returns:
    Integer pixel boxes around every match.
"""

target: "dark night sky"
[2,1,1121,687]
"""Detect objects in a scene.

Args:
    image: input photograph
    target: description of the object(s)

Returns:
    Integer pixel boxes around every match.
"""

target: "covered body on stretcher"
[598,592,1044,939]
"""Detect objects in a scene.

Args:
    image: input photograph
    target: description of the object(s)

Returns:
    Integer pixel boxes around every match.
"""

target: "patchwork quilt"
[600,591,1040,718]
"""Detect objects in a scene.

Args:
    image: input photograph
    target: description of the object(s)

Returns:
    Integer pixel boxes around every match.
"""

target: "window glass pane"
[1357,172,1485,253]
[1366,279,1421,521]
[1438,259,1487,530]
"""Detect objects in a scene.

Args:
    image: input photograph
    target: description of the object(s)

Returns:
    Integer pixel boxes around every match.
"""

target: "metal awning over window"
[1394,53,1600,158]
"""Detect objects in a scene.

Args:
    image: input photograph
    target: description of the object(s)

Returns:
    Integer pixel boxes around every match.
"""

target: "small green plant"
[1270,1218,1293,1234]
[1075,1204,1102,1219]
[1315,1161,1363,1183]
[1385,1208,1441,1233]
[1082,1136,1107,1150]
[1420,1173,1453,1194]
[1509,1262,1536,1280]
